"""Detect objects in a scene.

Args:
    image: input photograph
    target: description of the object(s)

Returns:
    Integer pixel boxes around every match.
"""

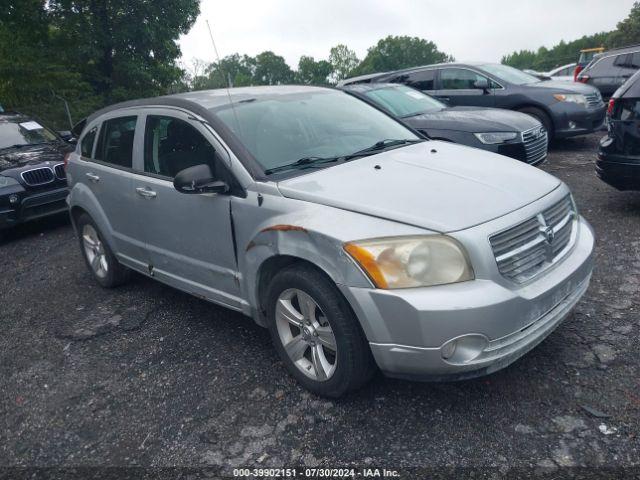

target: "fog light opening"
[440,334,489,364]
[8,194,19,205]
[568,121,577,130]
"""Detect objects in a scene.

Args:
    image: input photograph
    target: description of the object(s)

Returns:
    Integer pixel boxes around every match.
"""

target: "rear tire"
[266,263,375,397]
[518,107,554,140]
[76,213,130,288]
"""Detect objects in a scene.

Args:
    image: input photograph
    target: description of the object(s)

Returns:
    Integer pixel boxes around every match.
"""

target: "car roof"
[340,62,496,85]
[0,113,29,123]
[86,85,334,123]
[340,82,404,93]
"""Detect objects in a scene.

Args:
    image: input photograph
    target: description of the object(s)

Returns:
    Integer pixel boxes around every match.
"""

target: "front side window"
[364,85,445,117]
[95,116,137,168]
[0,118,57,150]
[143,116,217,178]
[80,126,97,158]
[440,68,488,89]
[213,90,418,173]
[477,63,539,85]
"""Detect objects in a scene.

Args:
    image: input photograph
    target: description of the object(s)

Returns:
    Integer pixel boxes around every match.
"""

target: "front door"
[131,111,242,308]
[434,67,495,107]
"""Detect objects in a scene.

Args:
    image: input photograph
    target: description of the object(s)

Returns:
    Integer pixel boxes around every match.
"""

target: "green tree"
[296,55,332,85]
[253,51,294,85]
[47,0,200,102]
[609,1,640,47]
[0,0,96,128]
[354,36,453,76]
[193,54,256,89]
[328,44,359,82]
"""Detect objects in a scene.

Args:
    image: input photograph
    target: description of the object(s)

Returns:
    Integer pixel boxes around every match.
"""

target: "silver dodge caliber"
[67,86,594,397]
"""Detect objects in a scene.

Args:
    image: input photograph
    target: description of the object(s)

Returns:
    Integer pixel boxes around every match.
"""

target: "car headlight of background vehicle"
[344,236,474,289]
[553,93,587,106]
[473,132,518,144]
[0,175,19,188]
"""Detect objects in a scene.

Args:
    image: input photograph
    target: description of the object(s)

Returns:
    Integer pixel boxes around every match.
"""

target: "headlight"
[344,235,474,289]
[473,132,518,144]
[553,93,587,106]
[0,175,19,188]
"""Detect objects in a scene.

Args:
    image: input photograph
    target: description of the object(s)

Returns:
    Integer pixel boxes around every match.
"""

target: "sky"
[179,0,636,71]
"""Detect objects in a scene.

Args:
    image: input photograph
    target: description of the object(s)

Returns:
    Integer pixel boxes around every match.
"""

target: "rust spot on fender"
[260,224,307,233]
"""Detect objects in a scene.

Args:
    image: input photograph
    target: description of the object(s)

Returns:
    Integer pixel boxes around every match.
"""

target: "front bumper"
[0,186,69,230]
[339,217,594,380]
[552,103,606,138]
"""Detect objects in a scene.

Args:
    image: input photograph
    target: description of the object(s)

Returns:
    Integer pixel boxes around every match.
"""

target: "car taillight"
[607,98,616,116]
[573,65,583,81]
[63,152,71,169]
[577,74,590,84]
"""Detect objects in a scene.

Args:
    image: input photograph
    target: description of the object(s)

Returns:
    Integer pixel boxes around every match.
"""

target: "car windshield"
[0,119,58,149]
[213,89,419,172]
[479,63,540,85]
[363,85,445,117]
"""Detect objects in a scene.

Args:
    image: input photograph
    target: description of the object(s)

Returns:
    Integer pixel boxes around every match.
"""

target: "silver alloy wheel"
[82,224,108,279]
[275,288,337,381]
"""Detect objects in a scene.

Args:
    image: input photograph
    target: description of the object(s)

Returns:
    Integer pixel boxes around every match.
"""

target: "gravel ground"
[1,133,638,478]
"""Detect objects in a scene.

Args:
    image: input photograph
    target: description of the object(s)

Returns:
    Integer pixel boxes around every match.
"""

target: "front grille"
[585,92,603,108]
[490,195,576,283]
[21,167,55,186]
[522,126,548,165]
[54,163,66,180]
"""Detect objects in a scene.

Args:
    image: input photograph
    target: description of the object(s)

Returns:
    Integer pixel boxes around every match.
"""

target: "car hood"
[0,142,67,172]
[277,141,560,232]
[406,106,540,133]
[525,79,597,94]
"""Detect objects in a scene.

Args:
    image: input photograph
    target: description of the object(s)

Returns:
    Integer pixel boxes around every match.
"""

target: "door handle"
[439,96,450,101]
[85,172,100,183]
[136,187,157,199]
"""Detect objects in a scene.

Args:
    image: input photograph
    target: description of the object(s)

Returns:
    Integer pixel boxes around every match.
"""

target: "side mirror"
[173,164,229,195]
[58,130,77,144]
[473,78,490,91]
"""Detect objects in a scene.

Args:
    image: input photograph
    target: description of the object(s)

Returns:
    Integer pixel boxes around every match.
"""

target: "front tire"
[266,264,375,397]
[76,213,129,288]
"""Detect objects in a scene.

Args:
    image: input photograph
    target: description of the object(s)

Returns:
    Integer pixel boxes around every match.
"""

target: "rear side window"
[95,116,137,168]
[403,70,435,91]
[440,68,487,89]
[80,126,97,158]
[143,115,217,178]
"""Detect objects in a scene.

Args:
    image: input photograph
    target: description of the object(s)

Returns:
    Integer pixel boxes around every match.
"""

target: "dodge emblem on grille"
[544,226,555,244]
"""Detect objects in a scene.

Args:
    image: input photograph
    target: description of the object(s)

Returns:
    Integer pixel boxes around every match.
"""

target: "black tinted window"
[80,126,97,158]
[440,68,487,89]
[95,116,136,168]
[144,116,216,178]
[404,70,435,90]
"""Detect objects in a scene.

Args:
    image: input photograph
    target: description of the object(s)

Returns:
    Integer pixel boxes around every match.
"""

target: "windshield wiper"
[339,138,424,161]
[264,156,339,175]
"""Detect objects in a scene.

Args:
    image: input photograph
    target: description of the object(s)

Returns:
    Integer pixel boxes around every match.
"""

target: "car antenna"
[205,20,243,136]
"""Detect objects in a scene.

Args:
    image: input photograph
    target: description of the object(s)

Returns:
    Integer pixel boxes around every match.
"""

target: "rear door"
[433,67,495,106]
[77,114,148,270]
[130,109,242,308]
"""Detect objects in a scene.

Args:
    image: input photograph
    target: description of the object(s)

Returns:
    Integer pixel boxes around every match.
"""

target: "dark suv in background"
[597,69,640,190]
[0,113,73,233]
[341,62,606,140]
[577,44,640,98]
